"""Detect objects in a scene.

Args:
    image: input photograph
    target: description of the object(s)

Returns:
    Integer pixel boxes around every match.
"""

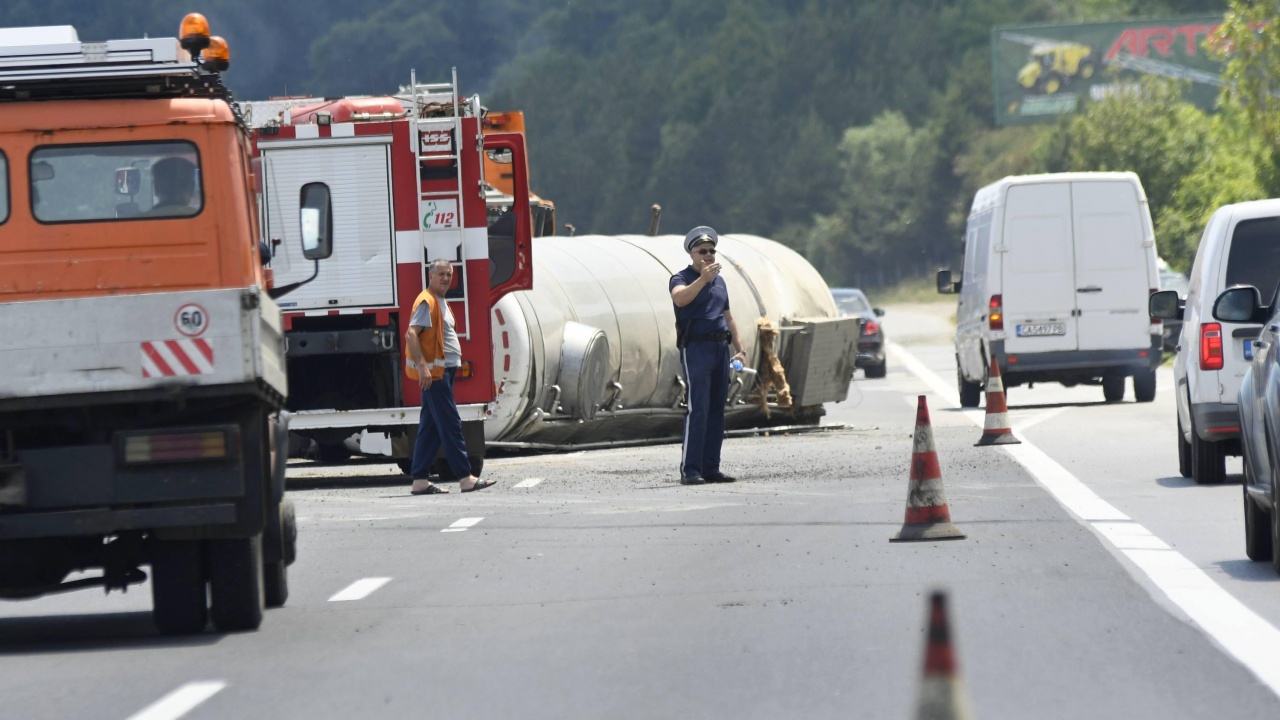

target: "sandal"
[460,478,496,493]
[410,483,448,495]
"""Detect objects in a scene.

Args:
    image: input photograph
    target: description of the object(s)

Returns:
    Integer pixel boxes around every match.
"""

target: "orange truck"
[0,16,332,634]
[482,110,557,237]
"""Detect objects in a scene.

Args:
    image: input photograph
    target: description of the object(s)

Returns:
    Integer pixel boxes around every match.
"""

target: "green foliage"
[1,0,1260,288]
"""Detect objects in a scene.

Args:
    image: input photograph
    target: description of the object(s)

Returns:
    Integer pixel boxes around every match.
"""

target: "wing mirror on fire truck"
[268,182,333,300]
[299,182,333,261]
[485,148,514,164]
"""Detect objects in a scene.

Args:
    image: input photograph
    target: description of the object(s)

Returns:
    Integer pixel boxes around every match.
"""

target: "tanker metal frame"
[245,73,533,472]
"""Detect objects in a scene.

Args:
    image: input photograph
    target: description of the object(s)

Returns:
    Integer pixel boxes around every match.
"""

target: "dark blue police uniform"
[670,266,731,481]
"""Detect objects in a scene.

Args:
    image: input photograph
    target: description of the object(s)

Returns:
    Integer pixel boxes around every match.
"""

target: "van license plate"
[1016,323,1066,337]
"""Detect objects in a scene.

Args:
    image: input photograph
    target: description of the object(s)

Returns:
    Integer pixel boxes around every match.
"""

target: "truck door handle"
[1076,286,1102,293]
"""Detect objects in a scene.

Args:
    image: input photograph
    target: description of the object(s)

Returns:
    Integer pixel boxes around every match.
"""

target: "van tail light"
[1150,289,1160,324]
[862,320,881,336]
[1199,323,1224,371]
[988,295,1003,331]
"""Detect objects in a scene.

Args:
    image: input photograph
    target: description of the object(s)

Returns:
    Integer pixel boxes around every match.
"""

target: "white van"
[1150,198,1280,484]
[938,172,1163,407]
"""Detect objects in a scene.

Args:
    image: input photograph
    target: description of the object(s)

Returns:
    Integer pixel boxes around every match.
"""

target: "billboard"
[993,15,1224,126]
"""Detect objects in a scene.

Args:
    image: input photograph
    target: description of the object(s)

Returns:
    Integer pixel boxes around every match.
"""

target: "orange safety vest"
[405,290,447,382]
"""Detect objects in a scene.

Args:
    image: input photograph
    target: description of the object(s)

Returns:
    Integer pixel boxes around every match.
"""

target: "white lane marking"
[513,477,543,489]
[887,341,1280,697]
[442,516,485,533]
[328,577,391,602]
[126,681,226,720]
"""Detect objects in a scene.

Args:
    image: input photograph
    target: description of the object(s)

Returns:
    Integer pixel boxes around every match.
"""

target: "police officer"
[670,226,747,485]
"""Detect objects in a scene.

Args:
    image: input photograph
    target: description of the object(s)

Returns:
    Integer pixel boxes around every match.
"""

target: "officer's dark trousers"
[680,340,730,479]
[409,367,471,479]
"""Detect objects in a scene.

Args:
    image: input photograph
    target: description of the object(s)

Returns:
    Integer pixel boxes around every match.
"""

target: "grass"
[861,276,952,306]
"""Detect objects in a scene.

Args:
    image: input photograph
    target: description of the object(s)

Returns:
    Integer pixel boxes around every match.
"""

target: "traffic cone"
[912,591,975,720]
[892,396,966,542]
[975,361,1020,447]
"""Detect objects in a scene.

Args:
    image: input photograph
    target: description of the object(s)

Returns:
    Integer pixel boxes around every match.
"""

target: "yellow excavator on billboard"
[1017,43,1099,94]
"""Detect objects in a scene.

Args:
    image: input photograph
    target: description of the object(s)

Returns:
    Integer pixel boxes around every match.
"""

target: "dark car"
[830,287,886,378]
[1209,285,1279,574]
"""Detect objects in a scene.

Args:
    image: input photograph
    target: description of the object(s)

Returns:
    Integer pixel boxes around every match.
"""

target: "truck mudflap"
[779,316,862,406]
[0,287,285,405]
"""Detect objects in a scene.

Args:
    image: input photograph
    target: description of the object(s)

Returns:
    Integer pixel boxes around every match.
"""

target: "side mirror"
[115,168,141,196]
[936,269,960,294]
[1212,285,1266,324]
[485,147,514,164]
[1148,289,1184,320]
[299,182,333,261]
[873,307,885,317]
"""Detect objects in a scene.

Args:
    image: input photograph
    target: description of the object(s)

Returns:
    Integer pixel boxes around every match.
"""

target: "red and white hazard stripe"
[141,339,214,378]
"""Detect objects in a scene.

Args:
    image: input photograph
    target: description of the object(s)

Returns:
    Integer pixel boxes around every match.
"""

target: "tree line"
[4,0,1257,286]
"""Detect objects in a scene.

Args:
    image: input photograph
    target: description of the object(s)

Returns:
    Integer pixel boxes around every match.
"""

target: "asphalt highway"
[2,302,1278,719]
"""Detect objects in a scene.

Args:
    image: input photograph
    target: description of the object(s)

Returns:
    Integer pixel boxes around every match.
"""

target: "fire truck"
[245,72,533,473]
[0,16,330,634]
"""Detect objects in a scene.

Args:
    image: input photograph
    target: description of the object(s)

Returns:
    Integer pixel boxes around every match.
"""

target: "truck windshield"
[0,151,8,224]
[30,141,203,223]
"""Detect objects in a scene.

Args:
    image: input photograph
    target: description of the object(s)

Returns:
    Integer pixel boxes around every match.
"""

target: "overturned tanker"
[485,234,861,447]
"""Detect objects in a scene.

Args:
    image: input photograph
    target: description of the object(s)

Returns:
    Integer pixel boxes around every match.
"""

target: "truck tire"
[208,535,264,632]
[1102,375,1125,403]
[1191,423,1226,485]
[151,539,207,635]
[1133,370,1157,403]
[435,455,484,480]
[264,560,289,608]
[1177,416,1192,478]
[957,362,981,408]
[396,458,414,475]
[1244,484,1273,562]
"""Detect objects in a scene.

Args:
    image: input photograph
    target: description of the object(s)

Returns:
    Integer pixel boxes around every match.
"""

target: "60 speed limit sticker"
[174,303,209,337]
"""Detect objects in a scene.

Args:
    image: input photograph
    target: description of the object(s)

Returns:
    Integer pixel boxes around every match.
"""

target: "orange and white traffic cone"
[975,360,1020,447]
[912,591,975,720]
[892,396,966,542]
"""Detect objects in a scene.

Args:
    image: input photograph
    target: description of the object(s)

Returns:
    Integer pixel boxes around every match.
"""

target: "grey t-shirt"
[410,294,462,367]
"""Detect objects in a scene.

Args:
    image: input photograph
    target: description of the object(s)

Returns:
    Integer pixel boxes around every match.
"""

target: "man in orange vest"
[404,259,495,494]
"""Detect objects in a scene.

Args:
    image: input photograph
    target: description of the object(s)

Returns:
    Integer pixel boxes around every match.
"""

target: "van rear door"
[1002,182,1077,353]
[1071,180,1151,351]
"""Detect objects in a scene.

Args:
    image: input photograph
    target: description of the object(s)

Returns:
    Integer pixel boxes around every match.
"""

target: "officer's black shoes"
[703,471,736,483]
[680,475,705,485]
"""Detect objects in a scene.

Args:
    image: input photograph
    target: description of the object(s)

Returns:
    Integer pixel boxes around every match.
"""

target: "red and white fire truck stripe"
[141,339,214,378]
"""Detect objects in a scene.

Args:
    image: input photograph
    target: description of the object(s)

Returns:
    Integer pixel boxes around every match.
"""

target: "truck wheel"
[1191,425,1226,485]
[1244,483,1273,561]
[208,535,265,632]
[151,539,207,635]
[435,455,485,480]
[957,362,981,408]
[280,499,297,566]
[1177,416,1192,478]
[1102,375,1125,403]
[396,458,414,475]
[264,560,289,608]
[1133,370,1157,403]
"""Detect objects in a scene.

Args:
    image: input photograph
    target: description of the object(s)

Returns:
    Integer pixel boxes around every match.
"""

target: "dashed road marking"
[442,517,485,533]
[328,577,391,602]
[513,477,543,489]
[888,341,1280,699]
[126,681,226,720]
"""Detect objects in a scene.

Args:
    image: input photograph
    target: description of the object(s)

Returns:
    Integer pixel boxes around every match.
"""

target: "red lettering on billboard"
[1106,23,1223,60]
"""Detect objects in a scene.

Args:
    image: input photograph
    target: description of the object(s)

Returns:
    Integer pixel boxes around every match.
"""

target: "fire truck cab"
[245,72,533,472]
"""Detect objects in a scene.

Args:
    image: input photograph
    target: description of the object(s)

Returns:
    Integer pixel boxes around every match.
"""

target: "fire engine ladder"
[410,67,471,339]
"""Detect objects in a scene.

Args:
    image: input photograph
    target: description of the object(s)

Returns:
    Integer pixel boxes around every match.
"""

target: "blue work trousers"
[409,367,471,479]
[680,341,730,479]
